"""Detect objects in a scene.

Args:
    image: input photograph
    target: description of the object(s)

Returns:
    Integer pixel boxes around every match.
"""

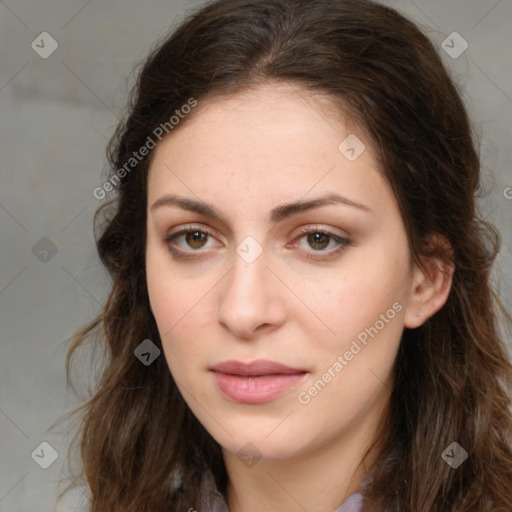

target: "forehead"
[147,83,392,219]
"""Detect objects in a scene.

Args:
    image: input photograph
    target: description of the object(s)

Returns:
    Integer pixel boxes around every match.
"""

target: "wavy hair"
[60,0,512,510]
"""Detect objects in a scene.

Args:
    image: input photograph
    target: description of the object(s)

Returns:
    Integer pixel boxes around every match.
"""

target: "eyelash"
[165,224,351,261]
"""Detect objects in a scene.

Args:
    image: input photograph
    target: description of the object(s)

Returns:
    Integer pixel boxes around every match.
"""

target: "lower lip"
[211,371,307,404]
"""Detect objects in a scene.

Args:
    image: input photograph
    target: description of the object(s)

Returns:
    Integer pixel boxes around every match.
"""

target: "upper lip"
[210,359,307,376]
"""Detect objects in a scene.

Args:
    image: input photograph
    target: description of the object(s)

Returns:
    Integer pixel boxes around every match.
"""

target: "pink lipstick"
[210,359,308,404]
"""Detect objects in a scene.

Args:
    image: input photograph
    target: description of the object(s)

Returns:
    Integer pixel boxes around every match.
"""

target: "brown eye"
[184,231,208,249]
[165,226,218,256]
[307,232,331,250]
[293,227,351,261]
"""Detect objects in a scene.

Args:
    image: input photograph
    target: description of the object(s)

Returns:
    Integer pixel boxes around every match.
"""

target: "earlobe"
[403,237,455,329]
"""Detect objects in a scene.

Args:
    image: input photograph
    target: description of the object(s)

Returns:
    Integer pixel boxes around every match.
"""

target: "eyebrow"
[150,192,373,223]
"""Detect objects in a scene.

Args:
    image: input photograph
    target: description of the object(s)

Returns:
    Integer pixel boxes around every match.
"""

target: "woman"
[61,0,512,510]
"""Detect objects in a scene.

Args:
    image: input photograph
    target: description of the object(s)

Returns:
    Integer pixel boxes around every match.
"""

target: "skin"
[145,83,453,512]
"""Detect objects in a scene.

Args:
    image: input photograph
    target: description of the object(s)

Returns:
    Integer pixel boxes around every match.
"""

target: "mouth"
[210,359,308,404]
[210,359,307,376]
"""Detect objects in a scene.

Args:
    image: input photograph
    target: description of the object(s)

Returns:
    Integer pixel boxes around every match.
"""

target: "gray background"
[1,1,511,510]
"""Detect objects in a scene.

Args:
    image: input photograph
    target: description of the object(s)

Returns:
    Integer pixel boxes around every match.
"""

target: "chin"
[211,425,309,462]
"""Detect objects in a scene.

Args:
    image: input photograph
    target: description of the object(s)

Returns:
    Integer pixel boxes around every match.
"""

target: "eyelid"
[166,223,217,239]
[292,224,350,240]
[165,223,349,241]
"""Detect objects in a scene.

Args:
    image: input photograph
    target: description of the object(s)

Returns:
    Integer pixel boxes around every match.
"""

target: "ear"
[403,235,455,329]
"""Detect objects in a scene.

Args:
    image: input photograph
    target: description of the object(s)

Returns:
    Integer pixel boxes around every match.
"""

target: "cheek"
[146,244,195,328]
[146,252,173,330]
[296,255,407,346]
[146,251,185,351]
[294,282,404,427]
[146,253,213,371]
[292,239,409,380]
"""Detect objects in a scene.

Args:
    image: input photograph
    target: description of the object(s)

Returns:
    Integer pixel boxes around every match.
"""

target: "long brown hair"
[59,0,512,510]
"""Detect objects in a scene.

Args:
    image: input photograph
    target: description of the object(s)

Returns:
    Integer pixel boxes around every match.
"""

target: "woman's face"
[145,83,417,462]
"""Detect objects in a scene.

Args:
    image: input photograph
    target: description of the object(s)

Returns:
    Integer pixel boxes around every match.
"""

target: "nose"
[216,249,286,340]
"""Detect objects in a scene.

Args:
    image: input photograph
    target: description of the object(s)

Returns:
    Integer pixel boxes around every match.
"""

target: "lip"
[210,359,308,404]
[210,359,306,376]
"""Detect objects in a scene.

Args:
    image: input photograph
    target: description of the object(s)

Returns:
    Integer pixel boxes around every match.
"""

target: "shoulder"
[336,490,364,512]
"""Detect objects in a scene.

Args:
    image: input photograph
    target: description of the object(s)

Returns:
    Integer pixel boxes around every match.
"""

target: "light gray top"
[200,469,364,512]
